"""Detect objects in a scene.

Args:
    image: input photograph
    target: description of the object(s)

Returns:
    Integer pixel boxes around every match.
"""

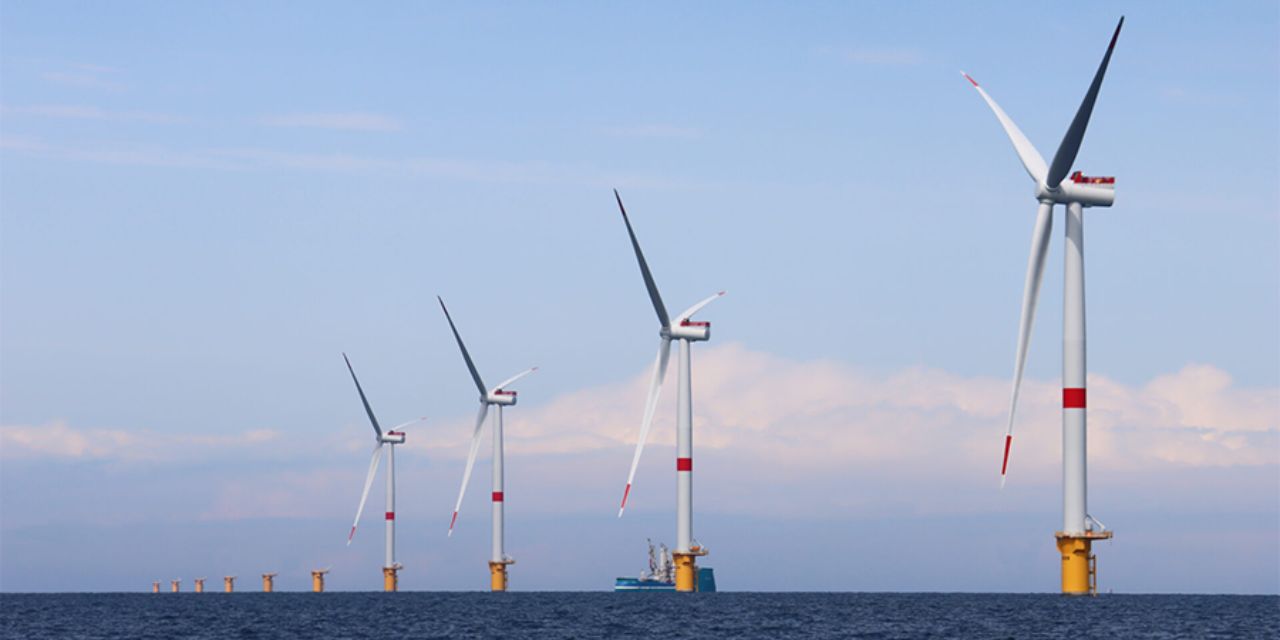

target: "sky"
[1,1,1277,593]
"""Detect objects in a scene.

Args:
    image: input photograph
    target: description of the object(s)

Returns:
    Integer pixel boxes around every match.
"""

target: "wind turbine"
[963,17,1123,595]
[612,189,724,593]
[439,297,537,592]
[342,353,424,592]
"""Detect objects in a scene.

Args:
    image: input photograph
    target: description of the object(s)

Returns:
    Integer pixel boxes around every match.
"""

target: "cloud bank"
[6,345,1274,480]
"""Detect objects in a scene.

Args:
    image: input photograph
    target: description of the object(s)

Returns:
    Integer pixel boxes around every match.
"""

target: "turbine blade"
[387,417,428,433]
[614,189,671,327]
[619,337,672,517]
[347,444,384,545]
[448,403,489,536]
[1002,202,1054,486]
[438,297,487,397]
[343,353,382,439]
[492,366,538,393]
[961,72,1048,184]
[1045,17,1124,187]
[676,290,726,322]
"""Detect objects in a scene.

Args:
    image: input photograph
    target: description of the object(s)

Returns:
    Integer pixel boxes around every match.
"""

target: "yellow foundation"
[224,576,235,593]
[170,580,180,593]
[194,578,205,593]
[489,560,515,592]
[1056,531,1112,595]
[261,573,276,593]
[152,582,160,593]
[311,570,328,593]
[383,566,399,592]
[673,546,709,593]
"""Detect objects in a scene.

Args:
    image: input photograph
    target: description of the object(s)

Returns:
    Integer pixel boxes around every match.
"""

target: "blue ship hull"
[614,568,715,592]
[614,577,675,591]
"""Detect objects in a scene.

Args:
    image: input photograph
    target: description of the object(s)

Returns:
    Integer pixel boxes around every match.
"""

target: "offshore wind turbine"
[439,297,536,592]
[963,17,1124,595]
[613,190,724,593]
[342,353,424,592]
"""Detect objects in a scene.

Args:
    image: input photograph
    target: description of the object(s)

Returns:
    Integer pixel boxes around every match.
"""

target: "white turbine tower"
[439,297,536,592]
[964,17,1123,595]
[613,189,724,593]
[342,353,423,592]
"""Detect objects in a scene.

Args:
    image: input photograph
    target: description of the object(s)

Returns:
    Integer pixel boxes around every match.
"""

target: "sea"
[1,592,1276,639]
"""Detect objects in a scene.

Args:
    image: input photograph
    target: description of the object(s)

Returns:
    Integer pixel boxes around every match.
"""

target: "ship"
[614,539,716,592]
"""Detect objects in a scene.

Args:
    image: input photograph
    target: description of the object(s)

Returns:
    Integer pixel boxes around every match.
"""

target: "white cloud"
[5,348,1274,481]
[1,104,187,124]
[0,137,702,189]
[257,112,403,132]
[0,422,280,462]
[417,344,1278,480]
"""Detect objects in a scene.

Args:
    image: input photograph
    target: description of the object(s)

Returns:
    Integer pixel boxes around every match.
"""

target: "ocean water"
[1,592,1276,639]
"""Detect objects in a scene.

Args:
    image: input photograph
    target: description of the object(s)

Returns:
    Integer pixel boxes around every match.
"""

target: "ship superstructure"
[615,540,715,592]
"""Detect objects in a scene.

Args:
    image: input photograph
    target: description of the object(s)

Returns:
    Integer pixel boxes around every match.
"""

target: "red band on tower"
[492,492,504,502]
[676,457,692,472]
[1063,388,1087,408]
[385,512,395,520]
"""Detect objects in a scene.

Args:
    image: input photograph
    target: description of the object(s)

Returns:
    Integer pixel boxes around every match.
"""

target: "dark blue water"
[2,593,1276,639]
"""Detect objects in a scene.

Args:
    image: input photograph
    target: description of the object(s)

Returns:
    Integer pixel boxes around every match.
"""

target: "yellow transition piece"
[673,546,709,593]
[1056,531,1113,595]
[489,560,514,592]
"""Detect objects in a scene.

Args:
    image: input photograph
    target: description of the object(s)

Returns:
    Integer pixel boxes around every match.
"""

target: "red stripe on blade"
[620,484,631,510]
[492,492,504,502]
[348,526,356,542]
[676,457,692,472]
[1063,388,1087,408]
[964,73,979,87]
[1000,435,1013,476]
[449,512,458,530]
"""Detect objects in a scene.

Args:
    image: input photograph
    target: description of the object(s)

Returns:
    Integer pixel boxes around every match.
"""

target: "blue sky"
[1,1,1277,593]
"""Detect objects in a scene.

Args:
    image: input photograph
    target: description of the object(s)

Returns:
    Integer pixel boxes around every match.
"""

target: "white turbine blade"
[492,366,538,393]
[438,296,487,398]
[448,403,489,536]
[614,189,671,327]
[676,290,726,322]
[347,444,384,545]
[619,337,672,517]
[1002,202,1054,487]
[342,353,382,439]
[961,72,1049,185]
[1045,17,1124,188]
[387,417,428,433]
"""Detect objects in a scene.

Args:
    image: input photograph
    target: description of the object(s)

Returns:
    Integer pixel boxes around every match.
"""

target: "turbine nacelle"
[486,389,519,406]
[380,431,406,445]
[665,319,711,342]
[1036,173,1117,207]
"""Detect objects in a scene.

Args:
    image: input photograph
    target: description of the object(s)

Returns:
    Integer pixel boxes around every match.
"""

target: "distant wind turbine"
[342,353,424,592]
[439,297,536,592]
